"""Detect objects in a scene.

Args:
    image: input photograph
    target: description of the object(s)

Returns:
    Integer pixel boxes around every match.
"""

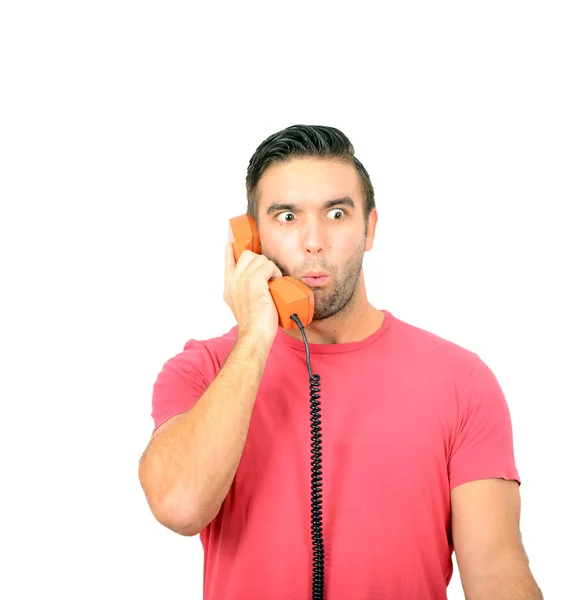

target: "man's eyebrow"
[266,196,356,215]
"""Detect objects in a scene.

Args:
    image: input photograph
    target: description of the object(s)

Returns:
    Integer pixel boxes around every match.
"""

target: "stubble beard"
[267,239,366,321]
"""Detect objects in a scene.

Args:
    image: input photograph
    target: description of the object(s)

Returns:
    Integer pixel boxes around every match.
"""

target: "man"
[138,125,543,599]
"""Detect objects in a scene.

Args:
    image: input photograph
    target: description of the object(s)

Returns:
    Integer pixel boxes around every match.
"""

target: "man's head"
[245,124,378,321]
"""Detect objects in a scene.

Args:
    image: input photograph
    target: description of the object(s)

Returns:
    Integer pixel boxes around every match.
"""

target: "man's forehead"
[256,158,362,211]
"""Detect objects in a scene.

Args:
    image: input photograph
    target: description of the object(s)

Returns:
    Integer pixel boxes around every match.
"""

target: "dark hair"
[246,124,375,233]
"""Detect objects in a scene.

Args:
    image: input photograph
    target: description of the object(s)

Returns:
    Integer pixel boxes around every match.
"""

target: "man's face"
[256,157,377,321]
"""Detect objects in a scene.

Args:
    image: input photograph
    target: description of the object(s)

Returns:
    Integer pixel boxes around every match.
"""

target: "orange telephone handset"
[228,214,314,330]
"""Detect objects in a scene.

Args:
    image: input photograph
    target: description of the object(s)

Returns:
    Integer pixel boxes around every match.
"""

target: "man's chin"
[311,300,342,321]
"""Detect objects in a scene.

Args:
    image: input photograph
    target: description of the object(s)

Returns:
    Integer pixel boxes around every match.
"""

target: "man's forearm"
[139,331,273,535]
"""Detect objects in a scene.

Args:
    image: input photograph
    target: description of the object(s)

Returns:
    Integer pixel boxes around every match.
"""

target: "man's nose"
[302,218,325,254]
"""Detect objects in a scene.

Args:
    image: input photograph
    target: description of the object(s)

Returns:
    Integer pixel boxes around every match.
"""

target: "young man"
[138,125,543,599]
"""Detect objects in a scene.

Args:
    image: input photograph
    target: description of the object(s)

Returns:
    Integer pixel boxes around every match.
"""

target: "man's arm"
[138,331,273,536]
[451,478,543,599]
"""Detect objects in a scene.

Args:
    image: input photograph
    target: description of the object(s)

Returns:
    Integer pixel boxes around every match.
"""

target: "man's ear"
[365,209,378,251]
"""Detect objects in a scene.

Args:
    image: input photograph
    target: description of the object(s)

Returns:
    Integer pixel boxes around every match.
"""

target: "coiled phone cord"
[291,314,325,600]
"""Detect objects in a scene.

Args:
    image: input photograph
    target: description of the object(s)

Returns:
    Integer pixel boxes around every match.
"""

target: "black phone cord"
[291,314,325,600]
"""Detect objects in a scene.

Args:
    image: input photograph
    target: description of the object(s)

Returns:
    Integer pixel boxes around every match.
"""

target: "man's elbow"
[138,463,204,537]
[463,559,543,599]
[159,516,202,537]
[151,493,205,537]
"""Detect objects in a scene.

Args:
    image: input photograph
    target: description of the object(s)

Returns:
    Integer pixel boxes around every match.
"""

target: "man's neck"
[282,300,384,345]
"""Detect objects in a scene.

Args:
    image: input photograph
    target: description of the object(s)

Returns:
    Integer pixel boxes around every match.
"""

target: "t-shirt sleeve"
[150,340,217,434]
[448,355,521,490]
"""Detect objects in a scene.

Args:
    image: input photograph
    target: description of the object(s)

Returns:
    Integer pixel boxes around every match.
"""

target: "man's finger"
[234,249,258,278]
[224,242,236,285]
[268,261,283,282]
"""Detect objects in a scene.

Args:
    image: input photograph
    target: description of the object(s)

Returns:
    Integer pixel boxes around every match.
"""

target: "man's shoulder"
[390,313,479,370]
[179,323,240,364]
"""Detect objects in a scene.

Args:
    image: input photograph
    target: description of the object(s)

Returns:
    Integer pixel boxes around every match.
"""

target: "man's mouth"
[301,274,329,286]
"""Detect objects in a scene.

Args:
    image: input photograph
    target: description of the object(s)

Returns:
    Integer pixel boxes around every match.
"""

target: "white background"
[1,2,586,598]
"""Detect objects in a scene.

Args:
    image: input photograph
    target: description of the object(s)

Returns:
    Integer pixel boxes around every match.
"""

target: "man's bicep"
[451,478,522,561]
[450,478,541,599]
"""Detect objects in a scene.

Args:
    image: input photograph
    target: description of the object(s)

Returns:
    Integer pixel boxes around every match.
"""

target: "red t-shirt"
[150,310,520,599]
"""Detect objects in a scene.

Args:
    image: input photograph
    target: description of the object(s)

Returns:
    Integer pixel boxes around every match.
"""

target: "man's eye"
[328,208,346,219]
[277,212,295,222]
